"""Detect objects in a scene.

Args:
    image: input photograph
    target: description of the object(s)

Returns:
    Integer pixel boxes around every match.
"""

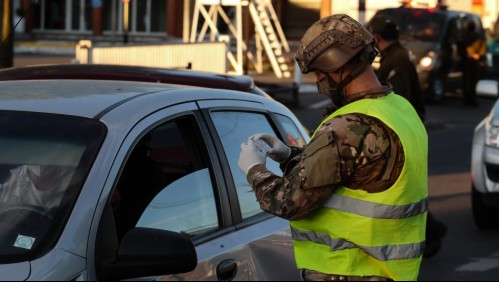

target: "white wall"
[445,0,471,11]
[482,0,499,31]
[331,0,411,24]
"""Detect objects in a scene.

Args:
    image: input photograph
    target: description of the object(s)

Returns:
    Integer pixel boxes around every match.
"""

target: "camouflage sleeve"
[247,163,334,220]
[246,113,393,220]
[279,146,303,173]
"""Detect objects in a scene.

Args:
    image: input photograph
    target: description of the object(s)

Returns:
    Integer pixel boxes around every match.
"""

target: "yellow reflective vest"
[291,93,428,281]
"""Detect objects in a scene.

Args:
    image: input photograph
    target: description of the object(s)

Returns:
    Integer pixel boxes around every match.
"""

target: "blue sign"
[92,0,103,8]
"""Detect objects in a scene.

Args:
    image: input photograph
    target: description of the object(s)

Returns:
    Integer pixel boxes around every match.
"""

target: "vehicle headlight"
[485,118,499,147]
[419,52,435,69]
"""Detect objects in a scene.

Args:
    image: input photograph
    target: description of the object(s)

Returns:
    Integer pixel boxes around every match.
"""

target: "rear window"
[375,9,447,42]
[0,111,106,263]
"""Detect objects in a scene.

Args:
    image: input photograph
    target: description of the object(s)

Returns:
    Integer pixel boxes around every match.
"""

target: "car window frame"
[198,100,308,228]
[116,116,220,239]
[89,102,237,274]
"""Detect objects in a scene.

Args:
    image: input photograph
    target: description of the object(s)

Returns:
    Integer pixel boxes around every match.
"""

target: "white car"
[471,79,499,229]
[0,79,309,280]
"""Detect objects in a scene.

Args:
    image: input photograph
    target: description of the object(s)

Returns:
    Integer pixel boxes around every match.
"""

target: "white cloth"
[0,165,74,210]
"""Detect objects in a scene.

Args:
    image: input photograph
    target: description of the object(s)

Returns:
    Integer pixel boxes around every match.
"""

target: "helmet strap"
[334,45,376,104]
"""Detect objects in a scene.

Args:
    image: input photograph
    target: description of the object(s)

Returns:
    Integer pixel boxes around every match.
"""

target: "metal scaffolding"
[190,0,291,78]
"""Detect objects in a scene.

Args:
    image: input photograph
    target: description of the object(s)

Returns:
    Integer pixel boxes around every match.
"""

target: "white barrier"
[75,40,228,74]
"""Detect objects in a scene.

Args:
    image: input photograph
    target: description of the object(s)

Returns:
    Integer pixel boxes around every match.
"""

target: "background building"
[9,0,499,42]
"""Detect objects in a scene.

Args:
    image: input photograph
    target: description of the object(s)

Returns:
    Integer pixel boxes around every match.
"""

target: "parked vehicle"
[370,5,486,103]
[0,79,308,280]
[471,79,499,229]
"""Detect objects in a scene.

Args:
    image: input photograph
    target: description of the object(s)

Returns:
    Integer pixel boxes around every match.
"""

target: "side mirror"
[476,79,499,99]
[105,228,197,280]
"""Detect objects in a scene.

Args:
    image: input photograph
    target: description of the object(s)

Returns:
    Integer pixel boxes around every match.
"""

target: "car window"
[137,168,216,236]
[275,114,308,148]
[0,111,105,263]
[113,116,219,238]
[210,111,284,219]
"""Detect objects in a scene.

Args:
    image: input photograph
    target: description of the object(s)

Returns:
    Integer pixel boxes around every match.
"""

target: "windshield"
[0,111,106,263]
[376,9,446,42]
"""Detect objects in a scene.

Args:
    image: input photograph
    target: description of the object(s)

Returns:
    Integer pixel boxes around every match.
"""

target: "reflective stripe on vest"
[291,226,425,261]
[324,194,428,219]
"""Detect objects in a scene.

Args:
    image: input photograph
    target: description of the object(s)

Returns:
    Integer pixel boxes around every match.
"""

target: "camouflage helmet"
[295,14,376,74]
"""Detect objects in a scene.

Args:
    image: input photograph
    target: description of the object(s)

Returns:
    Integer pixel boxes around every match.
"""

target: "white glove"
[251,133,291,163]
[238,138,266,176]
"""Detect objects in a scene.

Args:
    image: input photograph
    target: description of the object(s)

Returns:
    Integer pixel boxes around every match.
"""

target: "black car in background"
[370,6,486,103]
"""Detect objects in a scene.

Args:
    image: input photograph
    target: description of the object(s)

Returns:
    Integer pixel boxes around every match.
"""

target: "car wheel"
[472,184,499,229]
[428,75,445,104]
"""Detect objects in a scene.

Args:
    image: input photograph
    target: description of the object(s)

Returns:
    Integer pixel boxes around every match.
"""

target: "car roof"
[0,64,258,93]
[0,79,267,118]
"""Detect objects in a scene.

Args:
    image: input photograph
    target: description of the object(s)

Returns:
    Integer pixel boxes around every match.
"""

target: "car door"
[196,99,307,280]
[90,101,237,280]
[92,99,306,281]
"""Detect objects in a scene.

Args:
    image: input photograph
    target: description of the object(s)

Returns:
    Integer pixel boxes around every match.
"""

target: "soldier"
[462,20,487,106]
[367,15,447,259]
[238,14,428,281]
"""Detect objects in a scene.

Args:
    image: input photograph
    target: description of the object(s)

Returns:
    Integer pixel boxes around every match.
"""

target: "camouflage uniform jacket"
[246,91,405,221]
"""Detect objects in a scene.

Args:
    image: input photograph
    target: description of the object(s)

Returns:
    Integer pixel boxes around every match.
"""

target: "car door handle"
[216,259,237,281]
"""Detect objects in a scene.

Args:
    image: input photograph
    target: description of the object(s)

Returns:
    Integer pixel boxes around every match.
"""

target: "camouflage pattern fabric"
[246,112,404,221]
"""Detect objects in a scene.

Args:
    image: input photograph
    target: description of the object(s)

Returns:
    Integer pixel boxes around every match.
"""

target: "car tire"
[472,184,499,229]
[428,75,446,104]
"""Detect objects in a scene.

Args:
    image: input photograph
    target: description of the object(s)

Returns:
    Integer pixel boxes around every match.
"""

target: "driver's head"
[27,165,64,191]
[28,165,58,178]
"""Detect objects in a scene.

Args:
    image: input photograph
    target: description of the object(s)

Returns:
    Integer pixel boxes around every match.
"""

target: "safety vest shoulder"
[291,93,428,281]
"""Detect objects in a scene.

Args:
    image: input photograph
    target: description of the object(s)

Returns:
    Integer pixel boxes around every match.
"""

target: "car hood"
[0,262,30,280]
[400,40,437,62]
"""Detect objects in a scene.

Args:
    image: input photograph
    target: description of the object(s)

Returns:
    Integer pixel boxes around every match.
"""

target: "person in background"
[367,15,447,259]
[238,14,428,281]
[367,15,426,121]
[462,20,487,106]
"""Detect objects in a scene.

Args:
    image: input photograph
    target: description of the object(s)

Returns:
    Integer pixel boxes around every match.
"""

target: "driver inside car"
[0,165,75,211]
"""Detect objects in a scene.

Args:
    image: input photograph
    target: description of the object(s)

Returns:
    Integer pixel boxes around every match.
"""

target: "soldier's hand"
[251,133,291,163]
[238,138,266,176]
